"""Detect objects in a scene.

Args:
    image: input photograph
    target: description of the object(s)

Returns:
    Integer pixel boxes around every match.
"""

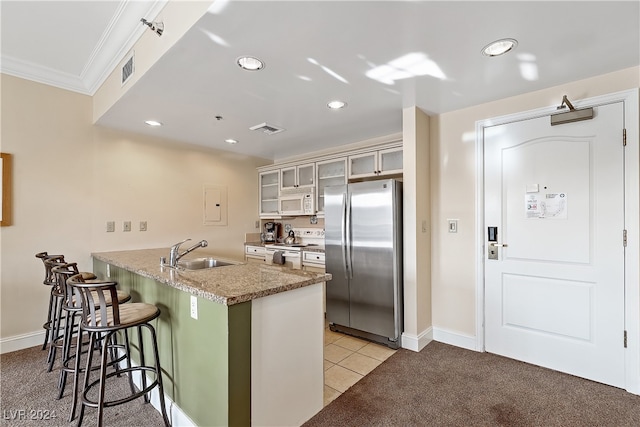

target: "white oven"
[264,228,324,269]
[265,245,302,269]
[279,187,315,216]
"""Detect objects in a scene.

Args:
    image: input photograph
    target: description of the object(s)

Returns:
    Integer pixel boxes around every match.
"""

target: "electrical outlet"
[106,221,115,232]
[190,295,198,319]
[139,221,147,231]
[123,221,132,232]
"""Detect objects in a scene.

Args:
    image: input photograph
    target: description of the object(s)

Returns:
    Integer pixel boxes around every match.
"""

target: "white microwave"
[279,187,315,215]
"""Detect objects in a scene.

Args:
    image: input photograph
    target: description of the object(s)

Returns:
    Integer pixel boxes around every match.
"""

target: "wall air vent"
[121,53,135,86]
[249,122,285,135]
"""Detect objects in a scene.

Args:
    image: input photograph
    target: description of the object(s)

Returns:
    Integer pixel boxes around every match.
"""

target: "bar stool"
[68,274,171,427]
[36,252,69,372]
[36,252,66,356]
[44,259,97,373]
[51,263,131,400]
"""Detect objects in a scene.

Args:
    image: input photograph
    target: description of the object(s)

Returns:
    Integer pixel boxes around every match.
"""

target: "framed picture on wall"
[1,153,12,226]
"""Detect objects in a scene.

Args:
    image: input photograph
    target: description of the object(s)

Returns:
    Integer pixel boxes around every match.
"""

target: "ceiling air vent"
[249,122,285,135]
[121,53,135,86]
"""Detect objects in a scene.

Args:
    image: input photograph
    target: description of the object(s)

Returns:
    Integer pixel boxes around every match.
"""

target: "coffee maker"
[263,222,281,243]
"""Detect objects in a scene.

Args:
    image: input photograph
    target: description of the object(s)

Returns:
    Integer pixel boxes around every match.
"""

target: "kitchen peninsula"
[91,248,331,427]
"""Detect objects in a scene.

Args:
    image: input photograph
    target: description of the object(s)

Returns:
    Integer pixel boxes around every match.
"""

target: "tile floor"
[323,324,397,406]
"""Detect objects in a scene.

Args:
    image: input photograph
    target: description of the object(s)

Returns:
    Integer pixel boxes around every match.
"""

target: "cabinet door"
[280,167,297,191]
[316,158,347,214]
[348,152,378,179]
[378,147,403,176]
[280,163,315,190]
[348,148,403,179]
[296,163,315,188]
[259,171,280,217]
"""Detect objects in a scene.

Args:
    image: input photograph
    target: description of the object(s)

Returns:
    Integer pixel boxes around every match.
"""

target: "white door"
[484,101,626,387]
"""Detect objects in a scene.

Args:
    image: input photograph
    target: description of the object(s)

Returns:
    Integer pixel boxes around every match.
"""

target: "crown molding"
[0,0,168,96]
[1,55,90,94]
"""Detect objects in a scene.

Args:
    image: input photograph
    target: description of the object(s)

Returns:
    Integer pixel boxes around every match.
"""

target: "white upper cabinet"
[280,163,315,191]
[348,146,403,179]
[257,141,402,217]
[259,170,280,217]
[315,157,347,214]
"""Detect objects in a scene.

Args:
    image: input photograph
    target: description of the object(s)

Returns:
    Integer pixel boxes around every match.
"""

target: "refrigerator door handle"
[341,193,349,279]
[345,192,353,279]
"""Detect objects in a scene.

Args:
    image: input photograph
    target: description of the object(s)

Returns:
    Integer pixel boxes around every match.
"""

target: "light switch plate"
[123,221,131,232]
[448,219,458,233]
[139,221,147,231]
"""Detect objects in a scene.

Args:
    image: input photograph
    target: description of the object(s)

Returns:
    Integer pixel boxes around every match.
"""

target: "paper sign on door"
[525,192,567,219]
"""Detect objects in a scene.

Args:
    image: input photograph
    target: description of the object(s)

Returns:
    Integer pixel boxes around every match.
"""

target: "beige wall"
[0,74,267,341]
[430,66,640,341]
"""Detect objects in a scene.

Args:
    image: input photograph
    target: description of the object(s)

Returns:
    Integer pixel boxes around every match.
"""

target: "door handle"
[345,193,353,279]
[488,242,506,260]
[340,193,348,279]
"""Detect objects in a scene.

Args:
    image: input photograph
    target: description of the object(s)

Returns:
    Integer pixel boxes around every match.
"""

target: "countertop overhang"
[92,248,331,306]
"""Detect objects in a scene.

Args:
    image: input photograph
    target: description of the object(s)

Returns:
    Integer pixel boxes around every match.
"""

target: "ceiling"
[2,1,639,161]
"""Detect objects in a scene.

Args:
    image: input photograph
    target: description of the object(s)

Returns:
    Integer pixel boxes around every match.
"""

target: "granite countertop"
[92,248,331,306]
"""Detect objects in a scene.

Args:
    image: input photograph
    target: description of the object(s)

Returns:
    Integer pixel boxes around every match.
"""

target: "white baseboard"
[120,352,196,427]
[401,326,433,352]
[433,327,479,351]
[0,331,45,354]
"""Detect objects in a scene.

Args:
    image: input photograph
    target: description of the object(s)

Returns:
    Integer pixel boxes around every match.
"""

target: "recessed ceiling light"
[327,100,347,110]
[482,38,518,57]
[145,120,163,126]
[237,56,265,71]
[225,139,238,144]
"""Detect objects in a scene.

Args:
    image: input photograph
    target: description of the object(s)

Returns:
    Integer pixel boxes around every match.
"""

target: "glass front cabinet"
[257,143,403,217]
[315,157,347,215]
[348,146,403,180]
[280,163,315,191]
[259,170,280,217]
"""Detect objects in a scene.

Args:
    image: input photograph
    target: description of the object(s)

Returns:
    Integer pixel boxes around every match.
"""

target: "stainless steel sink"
[177,257,235,270]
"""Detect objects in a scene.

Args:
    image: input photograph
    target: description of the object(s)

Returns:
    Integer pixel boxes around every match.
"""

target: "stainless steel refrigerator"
[324,179,403,349]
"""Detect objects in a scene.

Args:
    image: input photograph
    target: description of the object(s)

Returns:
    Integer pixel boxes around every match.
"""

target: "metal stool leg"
[42,289,56,350]
[47,294,65,371]
[146,323,171,427]
[71,328,93,424]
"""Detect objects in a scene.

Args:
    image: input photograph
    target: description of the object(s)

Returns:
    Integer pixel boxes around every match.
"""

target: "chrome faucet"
[165,239,208,268]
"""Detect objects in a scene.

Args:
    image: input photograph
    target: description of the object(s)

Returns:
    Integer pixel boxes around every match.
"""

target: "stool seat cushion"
[89,303,159,328]
[80,272,97,280]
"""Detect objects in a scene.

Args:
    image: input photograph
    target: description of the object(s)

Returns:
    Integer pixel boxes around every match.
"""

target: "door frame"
[474,89,640,394]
